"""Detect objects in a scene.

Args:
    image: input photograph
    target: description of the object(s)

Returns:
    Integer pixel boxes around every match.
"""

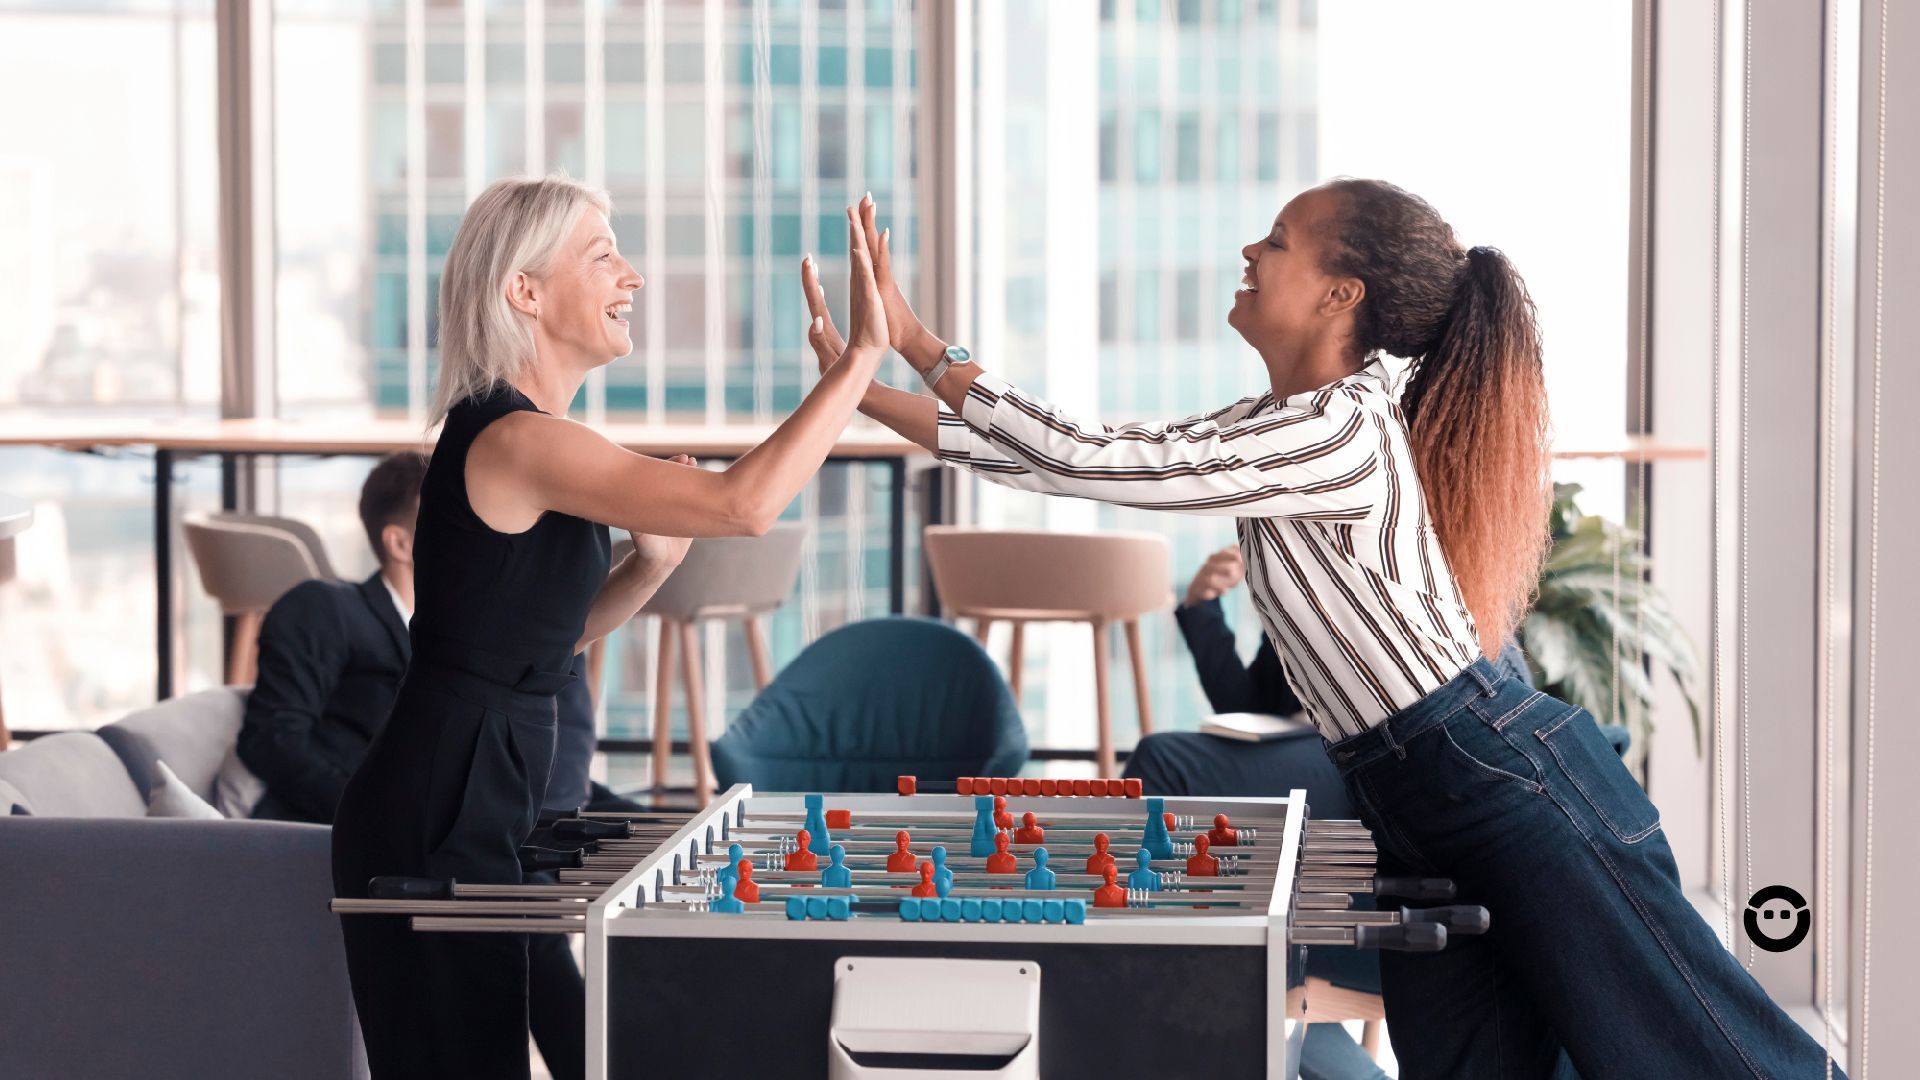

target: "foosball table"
[333,777,1487,1079]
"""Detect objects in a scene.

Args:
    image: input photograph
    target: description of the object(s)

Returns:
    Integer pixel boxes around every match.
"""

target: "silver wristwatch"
[921,344,974,391]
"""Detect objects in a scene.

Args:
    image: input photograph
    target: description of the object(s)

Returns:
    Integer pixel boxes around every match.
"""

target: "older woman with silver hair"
[332,175,889,1077]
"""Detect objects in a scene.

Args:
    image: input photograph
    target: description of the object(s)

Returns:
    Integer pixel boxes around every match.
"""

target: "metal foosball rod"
[411,917,587,935]
[332,898,589,917]
[1289,923,1447,952]
[733,818,1270,842]
[1299,873,1457,901]
[1292,905,1490,934]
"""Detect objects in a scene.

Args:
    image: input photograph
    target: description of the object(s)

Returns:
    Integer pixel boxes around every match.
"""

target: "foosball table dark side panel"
[607,936,1291,1080]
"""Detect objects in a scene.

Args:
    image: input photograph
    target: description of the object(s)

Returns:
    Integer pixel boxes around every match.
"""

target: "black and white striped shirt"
[935,357,1481,739]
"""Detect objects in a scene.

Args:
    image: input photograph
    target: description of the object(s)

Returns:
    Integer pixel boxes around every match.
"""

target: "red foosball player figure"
[911,862,939,898]
[1013,811,1045,845]
[734,859,760,902]
[786,830,819,872]
[985,831,1019,874]
[1093,864,1127,908]
[993,795,1013,830]
[1085,833,1116,875]
[1186,834,1219,878]
[1206,814,1239,848]
[887,830,918,873]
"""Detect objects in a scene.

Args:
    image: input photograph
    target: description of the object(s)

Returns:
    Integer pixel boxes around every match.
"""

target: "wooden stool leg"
[228,610,264,686]
[743,617,773,690]
[1091,620,1114,778]
[1008,621,1025,701]
[678,621,713,805]
[1123,618,1153,737]
[1362,1020,1382,1060]
[651,620,676,796]
[974,617,993,644]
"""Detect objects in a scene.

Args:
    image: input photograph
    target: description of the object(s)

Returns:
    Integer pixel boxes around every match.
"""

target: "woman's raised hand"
[857,194,925,353]
[800,255,848,376]
[844,199,889,353]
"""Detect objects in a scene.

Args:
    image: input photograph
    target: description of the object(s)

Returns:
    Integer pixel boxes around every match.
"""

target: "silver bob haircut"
[431,174,611,424]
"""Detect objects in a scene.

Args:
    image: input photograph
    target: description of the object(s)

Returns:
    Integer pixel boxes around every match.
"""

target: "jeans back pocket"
[1537,706,1662,844]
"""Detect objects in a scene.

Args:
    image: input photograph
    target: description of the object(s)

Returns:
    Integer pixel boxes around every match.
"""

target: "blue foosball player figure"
[820,844,852,888]
[710,872,745,914]
[1127,848,1161,893]
[1024,847,1056,891]
[716,842,745,895]
[931,845,953,892]
[804,793,832,855]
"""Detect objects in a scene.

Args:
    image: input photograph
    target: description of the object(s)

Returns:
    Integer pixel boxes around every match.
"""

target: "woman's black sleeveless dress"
[332,384,610,1079]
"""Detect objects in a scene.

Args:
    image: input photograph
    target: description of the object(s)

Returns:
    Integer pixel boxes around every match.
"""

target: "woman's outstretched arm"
[474,202,891,540]
[805,198,1380,521]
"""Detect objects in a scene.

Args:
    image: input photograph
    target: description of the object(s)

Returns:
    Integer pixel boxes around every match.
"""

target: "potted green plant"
[1517,483,1702,776]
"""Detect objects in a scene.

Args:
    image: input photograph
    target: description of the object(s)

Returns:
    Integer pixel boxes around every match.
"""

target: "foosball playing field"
[334,779,1488,1079]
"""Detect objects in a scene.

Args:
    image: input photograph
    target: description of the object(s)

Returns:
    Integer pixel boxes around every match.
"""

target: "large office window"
[0,0,225,727]
[268,0,921,777]
[971,0,1640,754]
[972,0,1320,750]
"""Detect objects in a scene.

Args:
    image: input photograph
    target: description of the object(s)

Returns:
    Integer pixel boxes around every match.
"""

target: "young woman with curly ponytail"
[802,181,1841,1078]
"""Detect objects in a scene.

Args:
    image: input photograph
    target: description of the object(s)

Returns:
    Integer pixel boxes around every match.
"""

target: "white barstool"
[923,526,1174,778]
[588,523,807,803]
[181,514,327,685]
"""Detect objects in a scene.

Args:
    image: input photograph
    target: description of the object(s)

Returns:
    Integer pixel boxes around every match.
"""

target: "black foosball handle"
[1374,876,1457,901]
[550,818,630,843]
[518,846,586,872]
[1400,904,1491,935]
[1356,923,1448,952]
[537,807,582,828]
[367,875,455,901]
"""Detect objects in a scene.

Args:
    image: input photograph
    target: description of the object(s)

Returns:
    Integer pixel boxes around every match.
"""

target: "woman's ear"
[505,271,540,319]
[1321,276,1365,318]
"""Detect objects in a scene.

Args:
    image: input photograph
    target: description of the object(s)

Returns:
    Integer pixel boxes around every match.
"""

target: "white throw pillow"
[213,742,267,819]
[148,759,225,820]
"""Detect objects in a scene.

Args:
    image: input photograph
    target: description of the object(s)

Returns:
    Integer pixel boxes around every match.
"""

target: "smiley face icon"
[1743,885,1810,953]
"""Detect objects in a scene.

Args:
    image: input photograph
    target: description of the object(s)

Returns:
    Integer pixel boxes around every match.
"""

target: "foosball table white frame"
[572,784,1310,1079]
[372,781,1475,1079]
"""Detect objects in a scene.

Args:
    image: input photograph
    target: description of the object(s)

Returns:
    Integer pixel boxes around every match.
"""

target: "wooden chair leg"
[652,619,676,797]
[974,617,993,644]
[1123,618,1153,737]
[743,617,773,690]
[678,620,714,805]
[1008,621,1025,701]
[228,610,264,686]
[1091,620,1115,778]
[1362,1020,1382,1060]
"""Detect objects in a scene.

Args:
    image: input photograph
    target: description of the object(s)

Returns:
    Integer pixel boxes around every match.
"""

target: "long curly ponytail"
[1321,178,1552,658]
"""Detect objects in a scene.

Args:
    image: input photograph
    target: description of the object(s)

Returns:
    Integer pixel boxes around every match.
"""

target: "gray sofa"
[0,689,367,1080]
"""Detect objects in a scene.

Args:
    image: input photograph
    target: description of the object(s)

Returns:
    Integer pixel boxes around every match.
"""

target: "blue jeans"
[1326,659,1844,1080]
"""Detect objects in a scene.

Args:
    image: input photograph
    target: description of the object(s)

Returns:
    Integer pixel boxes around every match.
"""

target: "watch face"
[944,345,972,364]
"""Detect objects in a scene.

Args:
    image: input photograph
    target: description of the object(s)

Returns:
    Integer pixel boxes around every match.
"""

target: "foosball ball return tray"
[333,778,1487,1080]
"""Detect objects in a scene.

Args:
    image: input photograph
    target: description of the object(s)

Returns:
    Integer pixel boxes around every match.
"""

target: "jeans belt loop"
[1464,660,1497,697]
[1381,718,1407,761]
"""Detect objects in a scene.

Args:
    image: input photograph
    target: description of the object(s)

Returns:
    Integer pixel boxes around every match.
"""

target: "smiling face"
[1227,184,1363,359]
[519,208,644,371]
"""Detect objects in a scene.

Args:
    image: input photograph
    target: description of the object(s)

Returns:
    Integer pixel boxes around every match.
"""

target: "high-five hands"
[801,194,891,373]
[801,192,926,374]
